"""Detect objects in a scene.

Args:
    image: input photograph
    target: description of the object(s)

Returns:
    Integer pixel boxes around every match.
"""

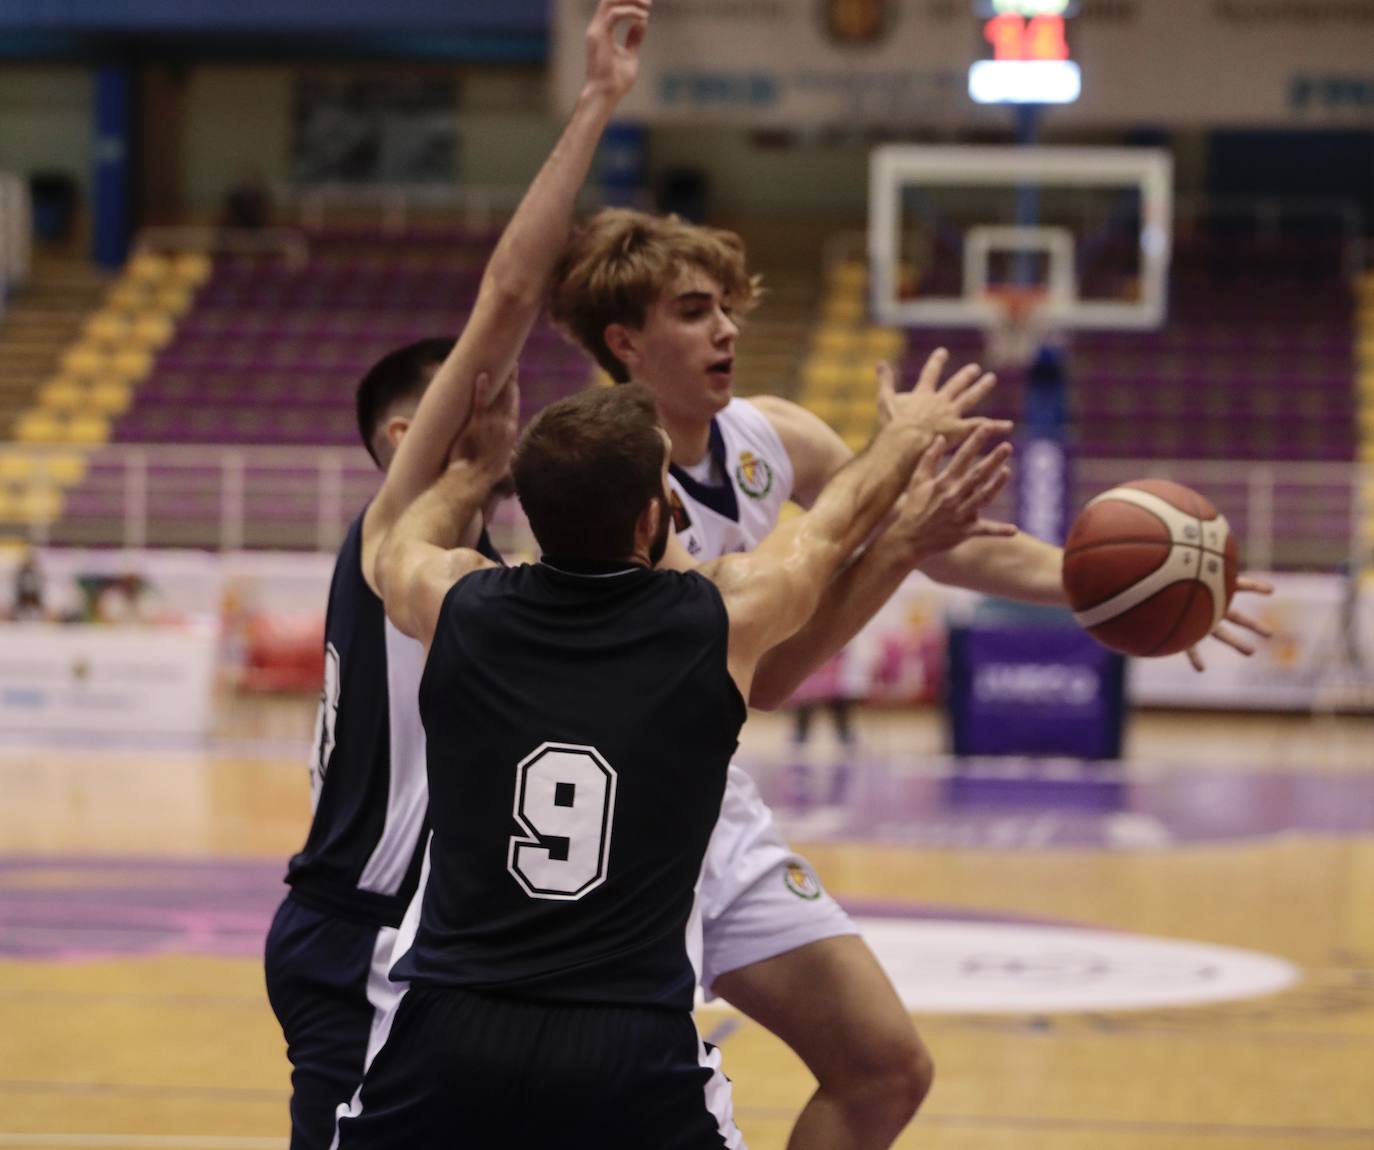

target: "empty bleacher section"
[804,226,1361,571]
[0,208,1367,571]
[27,225,594,550]
[0,255,112,529]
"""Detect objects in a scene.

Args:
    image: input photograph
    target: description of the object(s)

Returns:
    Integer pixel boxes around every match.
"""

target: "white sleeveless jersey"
[668,399,795,561]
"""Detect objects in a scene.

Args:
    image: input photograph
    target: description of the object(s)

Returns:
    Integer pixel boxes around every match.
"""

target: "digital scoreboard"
[969,0,1082,106]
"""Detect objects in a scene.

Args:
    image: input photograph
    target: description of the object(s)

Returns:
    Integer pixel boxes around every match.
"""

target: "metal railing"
[2,443,1368,572]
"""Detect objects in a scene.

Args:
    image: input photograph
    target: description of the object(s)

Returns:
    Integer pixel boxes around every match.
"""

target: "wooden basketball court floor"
[1,703,1372,1150]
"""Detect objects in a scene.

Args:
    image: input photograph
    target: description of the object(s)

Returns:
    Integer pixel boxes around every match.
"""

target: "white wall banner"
[553,0,1374,128]
[0,620,219,739]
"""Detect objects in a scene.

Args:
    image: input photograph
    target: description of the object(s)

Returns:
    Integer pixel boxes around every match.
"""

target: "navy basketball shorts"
[264,895,401,1150]
[334,985,745,1149]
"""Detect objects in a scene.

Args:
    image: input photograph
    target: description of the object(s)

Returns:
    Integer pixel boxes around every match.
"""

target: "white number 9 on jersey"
[508,743,618,901]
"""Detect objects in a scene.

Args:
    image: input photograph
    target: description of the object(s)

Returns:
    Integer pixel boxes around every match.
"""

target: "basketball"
[1062,480,1239,657]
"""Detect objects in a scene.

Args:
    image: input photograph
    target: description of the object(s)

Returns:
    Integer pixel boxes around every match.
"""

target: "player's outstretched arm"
[377,374,516,649]
[361,0,652,591]
[702,415,940,700]
[749,426,1016,709]
[741,358,1012,708]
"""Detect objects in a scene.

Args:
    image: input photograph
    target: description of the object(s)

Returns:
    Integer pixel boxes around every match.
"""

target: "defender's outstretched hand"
[876,352,1014,445]
[1185,575,1275,672]
[584,1,652,102]
[886,426,1018,562]
[451,369,520,480]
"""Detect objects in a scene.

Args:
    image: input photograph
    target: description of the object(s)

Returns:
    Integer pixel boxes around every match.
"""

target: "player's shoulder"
[742,395,849,502]
[743,395,837,448]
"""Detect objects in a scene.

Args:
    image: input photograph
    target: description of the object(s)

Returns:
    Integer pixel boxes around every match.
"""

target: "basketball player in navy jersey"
[549,208,1277,1149]
[263,4,654,1146]
[336,363,1002,1148]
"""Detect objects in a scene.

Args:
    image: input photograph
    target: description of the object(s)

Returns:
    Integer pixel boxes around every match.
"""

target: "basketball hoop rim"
[980,284,1052,328]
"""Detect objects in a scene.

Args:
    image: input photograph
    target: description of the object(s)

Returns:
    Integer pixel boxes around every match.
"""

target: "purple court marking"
[0,857,284,962]
[0,858,1088,964]
[2,763,1371,962]
[746,755,1374,848]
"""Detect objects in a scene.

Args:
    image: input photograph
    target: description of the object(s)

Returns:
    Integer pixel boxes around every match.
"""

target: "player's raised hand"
[876,351,1014,445]
[451,367,520,478]
[885,425,1018,562]
[1184,574,1275,672]
[584,0,652,103]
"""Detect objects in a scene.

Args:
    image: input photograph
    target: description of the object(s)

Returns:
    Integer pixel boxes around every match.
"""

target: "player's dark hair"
[513,384,665,561]
[355,339,454,467]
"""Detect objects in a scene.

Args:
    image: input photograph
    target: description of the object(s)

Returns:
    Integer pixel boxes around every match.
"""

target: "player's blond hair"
[550,208,763,382]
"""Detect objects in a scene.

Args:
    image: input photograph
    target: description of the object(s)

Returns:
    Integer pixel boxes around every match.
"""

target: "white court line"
[0,1137,282,1149]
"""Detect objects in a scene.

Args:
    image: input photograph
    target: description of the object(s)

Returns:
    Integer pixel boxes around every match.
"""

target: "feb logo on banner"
[820,0,894,46]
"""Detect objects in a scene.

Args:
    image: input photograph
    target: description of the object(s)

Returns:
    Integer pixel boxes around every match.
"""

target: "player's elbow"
[480,261,544,314]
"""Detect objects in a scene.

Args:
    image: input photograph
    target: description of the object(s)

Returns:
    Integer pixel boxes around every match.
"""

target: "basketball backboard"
[869,145,1174,335]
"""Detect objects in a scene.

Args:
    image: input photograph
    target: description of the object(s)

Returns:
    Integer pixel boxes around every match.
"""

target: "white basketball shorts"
[698,765,858,996]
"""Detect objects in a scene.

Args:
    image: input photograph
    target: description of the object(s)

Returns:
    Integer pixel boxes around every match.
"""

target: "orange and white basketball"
[1062,479,1239,657]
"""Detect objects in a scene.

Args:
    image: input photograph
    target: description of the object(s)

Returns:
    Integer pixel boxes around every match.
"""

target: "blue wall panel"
[0,0,547,33]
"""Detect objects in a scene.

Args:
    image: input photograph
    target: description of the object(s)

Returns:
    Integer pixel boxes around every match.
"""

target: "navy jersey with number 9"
[395,560,746,1010]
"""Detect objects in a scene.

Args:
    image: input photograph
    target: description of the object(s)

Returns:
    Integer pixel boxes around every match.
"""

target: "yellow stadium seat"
[108,282,152,312]
[802,395,844,425]
[132,313,175,349]
[172,251,212,286]
[813,327,861,356]
[110,348,154,382]
[801,360,852,394]
[863,328,905,357]
[841,428,869,454]
[157,285,193,316]
[32,452,88,486]
[39,379,85,410]
[821,296,865,323]
[85,311,131,345]
[829,261,868,291]
[15,411,62,443]
[128,252,172,283]
[60,345,107,377]
[0,455,32,483]
[89,380,132,415]
[0,488,16,521]
[65,414,110,445]
[19,486,63,523]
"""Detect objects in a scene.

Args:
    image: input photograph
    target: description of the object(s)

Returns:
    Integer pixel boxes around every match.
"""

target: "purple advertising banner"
[947,624,1125,759]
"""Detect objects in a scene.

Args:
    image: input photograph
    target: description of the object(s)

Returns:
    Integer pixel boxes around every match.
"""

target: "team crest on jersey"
[820,0,894,46]
[784,862,823,901]
[669,489,693,534]
[735,451,775,500]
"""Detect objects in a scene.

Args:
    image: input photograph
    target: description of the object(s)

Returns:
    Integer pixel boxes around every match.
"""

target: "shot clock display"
[969,0,1082,106]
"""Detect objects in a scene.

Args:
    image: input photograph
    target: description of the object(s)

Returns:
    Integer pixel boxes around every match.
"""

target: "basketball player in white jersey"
[549,207,1276,1150]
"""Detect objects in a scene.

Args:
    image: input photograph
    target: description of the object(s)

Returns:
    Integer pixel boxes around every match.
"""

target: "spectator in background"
[223,168,272,230]
[12,549,46,621]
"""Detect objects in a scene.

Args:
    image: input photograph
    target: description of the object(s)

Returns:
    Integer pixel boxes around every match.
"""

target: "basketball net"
[983,286,1051,370]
